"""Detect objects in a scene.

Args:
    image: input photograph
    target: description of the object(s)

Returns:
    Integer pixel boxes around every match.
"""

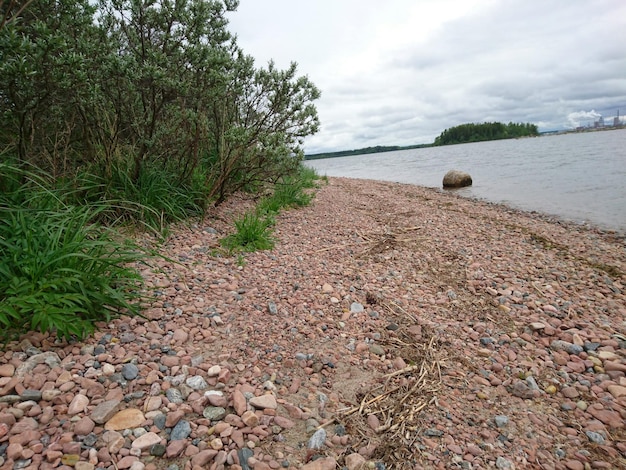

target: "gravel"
[0,177,625,469]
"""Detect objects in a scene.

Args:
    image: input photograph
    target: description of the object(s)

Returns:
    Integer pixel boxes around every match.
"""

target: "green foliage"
[70,162,209,233]
[434,122,539,146]
[207,58,321,203]
[257,165,319,214]
[220,164,320,253]
[0,0,320,204]
[0,0,323,340]
[0,198,144,343]
[220,212,275,253]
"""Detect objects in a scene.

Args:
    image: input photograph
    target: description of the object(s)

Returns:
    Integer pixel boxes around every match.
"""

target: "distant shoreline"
[306,125,625,160]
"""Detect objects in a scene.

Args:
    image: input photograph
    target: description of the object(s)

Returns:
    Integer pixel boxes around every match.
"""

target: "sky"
[227,0,626,154]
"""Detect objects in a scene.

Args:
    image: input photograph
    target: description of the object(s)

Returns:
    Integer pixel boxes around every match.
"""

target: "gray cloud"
[228,0,626,153]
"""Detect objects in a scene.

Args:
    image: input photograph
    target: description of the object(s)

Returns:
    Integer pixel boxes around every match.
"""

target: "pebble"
[203,406,227,421]
[122,363,139,380]
[350,302,364,313]
[74,416,96,435]
[20,389,42,401]
[495,456,514,469]
[170,420,191,440]
[91,399,122,424]
[550,340,584,355]
[494,415,509,428]
[186,375,208,390]
[249,394,277,410]
[165,388,184,404]
[67,394,90,415]
[585,431,605,444]
[104,409,145,431]
[131,432,162,450]
[150,443,166,457]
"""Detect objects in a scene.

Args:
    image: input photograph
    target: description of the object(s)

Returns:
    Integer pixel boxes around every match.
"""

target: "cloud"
[566,110,601,129]
[228,0,626,153]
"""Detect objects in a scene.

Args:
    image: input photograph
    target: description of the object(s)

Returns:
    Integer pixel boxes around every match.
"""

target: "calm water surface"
[307,129,626,234]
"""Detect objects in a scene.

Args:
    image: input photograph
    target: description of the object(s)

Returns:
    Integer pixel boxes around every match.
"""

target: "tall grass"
[257,165,320,215]
[0,162,145,342]
[221,164,322,253]
[69,163,209,233]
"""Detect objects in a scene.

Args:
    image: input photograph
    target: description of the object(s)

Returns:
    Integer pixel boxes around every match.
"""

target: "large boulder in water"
[443,170,472,188]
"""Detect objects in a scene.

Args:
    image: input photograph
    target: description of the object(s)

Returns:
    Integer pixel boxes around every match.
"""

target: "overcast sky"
[227,0,626,154]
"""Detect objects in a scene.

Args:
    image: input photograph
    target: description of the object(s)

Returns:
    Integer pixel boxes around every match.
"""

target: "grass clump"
[220,212,275,253]
[0,205,144,342]
[69,163,209,234]
[0,162,145,342]
[221,165,321,253]
[257,165,320,215]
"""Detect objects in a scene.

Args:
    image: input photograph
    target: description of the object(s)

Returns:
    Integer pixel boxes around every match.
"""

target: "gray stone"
[369,344,385,356]
[295,352,311,361]
[0,395,21,403]
[90,399,121,424]
[121,364,139,381]
[15,351,61,377]
[170,420,191,441]
[83,433,98,447]
[151,444,167,457]
[494,415,509,428]
[13,459,32,469]
[119,332,136,344]
[153,413,166,430]
[443,170,472,188]
[165,388,184,404]
[350,302,364,313]
[585,431,605,444]
[20,390,43,402]
[238,448,254,470]
[307,428,326,450]
[550,340,583,355]
[268,302,278,315]
[525,376,539,390]
[202,407,226,421]
[495,457,514,469]
[185,376,207,390]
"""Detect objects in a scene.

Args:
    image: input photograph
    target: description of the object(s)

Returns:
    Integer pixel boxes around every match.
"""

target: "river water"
[306,128,626,234]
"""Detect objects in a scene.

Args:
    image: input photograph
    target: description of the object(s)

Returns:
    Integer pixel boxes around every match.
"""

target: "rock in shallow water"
[443,169,472,188]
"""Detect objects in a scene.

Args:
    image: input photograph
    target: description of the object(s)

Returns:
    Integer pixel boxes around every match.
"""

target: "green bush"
[0,204,144,342]
[220,212,275,253]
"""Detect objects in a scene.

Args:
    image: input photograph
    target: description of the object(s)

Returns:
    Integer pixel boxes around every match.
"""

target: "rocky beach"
[1,176,625,470]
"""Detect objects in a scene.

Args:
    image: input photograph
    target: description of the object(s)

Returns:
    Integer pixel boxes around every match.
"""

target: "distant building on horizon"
[595,115,605,128]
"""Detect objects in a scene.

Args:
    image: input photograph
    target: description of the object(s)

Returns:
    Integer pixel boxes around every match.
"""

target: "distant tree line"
[433,122,538,146]
[0,0,320,204]
[306,143,431,160]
